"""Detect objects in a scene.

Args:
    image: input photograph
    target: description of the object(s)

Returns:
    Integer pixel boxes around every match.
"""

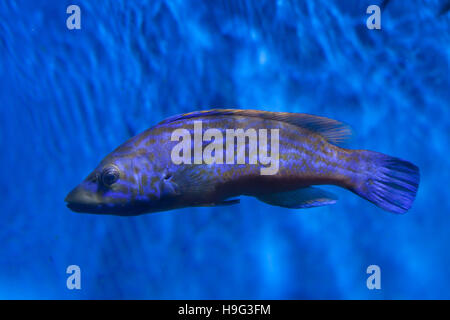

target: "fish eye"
[101,166,120,186]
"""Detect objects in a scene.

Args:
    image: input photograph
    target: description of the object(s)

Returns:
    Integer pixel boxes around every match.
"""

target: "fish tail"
[351,151,420,214]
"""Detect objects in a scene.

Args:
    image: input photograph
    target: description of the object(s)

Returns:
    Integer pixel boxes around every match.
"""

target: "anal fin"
[256,187,337,209]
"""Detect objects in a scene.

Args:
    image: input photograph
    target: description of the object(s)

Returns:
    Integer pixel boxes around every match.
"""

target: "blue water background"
[0,0,449,299]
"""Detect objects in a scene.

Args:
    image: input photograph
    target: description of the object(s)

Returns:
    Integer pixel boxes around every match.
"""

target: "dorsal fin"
[158,109,352,146]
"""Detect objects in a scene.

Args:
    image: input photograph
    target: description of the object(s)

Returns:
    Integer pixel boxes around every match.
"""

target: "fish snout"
[65,185,100,213]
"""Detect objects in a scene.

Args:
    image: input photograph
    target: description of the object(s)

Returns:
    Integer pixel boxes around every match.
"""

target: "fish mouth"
[65,202,101,214]
[65,200,149,216]
[65,186,105,214]
[65,196,121,215]
[65,186,149,216]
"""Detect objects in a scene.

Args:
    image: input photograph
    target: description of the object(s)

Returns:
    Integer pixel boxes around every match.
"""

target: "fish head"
[65,149,180,215]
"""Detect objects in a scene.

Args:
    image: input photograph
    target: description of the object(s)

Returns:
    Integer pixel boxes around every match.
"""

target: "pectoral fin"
[256,187,337,209]
[160,179,180,197]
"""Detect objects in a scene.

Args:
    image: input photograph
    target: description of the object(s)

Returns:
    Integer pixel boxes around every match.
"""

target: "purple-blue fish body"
[65,109,420,215]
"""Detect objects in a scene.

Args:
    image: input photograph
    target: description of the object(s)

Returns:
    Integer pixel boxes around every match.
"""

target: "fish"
[65,109,420,216]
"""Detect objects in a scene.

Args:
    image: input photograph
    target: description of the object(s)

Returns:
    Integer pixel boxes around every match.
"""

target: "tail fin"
[352,151,420,214]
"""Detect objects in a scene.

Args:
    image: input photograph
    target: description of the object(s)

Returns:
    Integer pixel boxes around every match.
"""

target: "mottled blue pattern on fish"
[65,109,420,215]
